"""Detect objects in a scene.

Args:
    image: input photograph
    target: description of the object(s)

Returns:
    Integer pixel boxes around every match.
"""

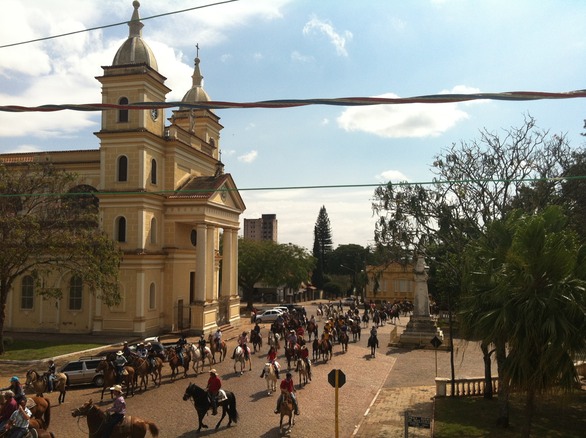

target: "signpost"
[404,410,431,437]
[328,369,345,438]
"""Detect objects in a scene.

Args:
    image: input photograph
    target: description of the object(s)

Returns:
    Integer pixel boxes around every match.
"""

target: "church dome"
[180,55,211,109]
[112,1,158,70]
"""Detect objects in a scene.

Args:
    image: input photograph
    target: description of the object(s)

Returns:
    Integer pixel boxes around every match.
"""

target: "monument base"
[399,316,444,348]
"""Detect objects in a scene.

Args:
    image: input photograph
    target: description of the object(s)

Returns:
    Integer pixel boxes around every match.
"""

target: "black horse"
[183,382,239,432]
[367,334,379,358]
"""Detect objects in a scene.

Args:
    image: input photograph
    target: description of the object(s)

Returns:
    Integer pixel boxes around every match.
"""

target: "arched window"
[69,276,83,310]
[149,283,156,309]
[150,217,157,244]
[118,97,129,123]
[21,275,34,310]
[117,156,128,182]
[150,158,157,184]
[190,229,197,246]
[116,216,127,242]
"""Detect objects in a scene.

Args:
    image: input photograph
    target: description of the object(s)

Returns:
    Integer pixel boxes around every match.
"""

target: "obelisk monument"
[399,254,443,346]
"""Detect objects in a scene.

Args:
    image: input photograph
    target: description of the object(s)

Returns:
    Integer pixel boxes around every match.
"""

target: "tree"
[561,149,586,242]
[327,244,369,296]
[0,163,122,354]
[238,238,315,308]
[460,206,586,435]
[311,206,333,289]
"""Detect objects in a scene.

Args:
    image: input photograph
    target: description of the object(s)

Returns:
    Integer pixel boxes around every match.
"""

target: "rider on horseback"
[275,373,299,416]
[103,384,125,437]
[46,359,56,392]
[113,351,128,384]
[299,344,311,376]
[198,335,207,358]
[176,335,188,365]
[287,330,297,349]
[213,328,222,352]
[260,346,280,379]
[136,342,148,358]
[232,331,249,360]
[206,369,222,416]
[146,342,157,371]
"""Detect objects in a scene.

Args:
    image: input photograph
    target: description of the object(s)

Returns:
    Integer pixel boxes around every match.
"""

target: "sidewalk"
[353,322,486,438]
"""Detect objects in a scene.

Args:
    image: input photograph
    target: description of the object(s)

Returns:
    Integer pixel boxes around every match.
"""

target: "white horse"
[263,362,278,395]
[295,358,311,387]
[233,345,252,375]
[268,331,281,352]
[188,344,213,375]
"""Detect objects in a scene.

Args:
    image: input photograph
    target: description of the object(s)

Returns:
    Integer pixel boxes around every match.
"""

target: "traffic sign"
[407,415,431,428]
[328,369,346,388]
[430,336,442,348]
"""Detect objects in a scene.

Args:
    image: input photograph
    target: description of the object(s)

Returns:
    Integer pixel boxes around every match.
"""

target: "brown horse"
[277,391,296,434]
[166,347,190,380]
[95,360,135,400]
[339,331,349,353]
[129,356,163,391]
[29,395,52,429]
[306,321,318,341]
[25,369,68,404]
[71,399,159,437]
[208,333,227,363]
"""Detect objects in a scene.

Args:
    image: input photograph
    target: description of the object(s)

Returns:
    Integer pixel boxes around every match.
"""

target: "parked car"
[59,355,105,387]
[255,309,285,324]
[343,297,356,306]
[271,306,289,314]
[285,304,305,314]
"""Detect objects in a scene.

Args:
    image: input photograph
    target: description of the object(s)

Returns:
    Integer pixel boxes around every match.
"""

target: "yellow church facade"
[1,2,244,337]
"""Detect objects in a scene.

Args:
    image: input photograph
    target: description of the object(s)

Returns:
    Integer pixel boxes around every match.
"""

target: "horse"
[183,383,239,433]
[295,358,310,387]
[368,334,379,358]
[71,399,159,437]
[208,333,227,363]
[166,347,190,381]
[263,362,278,395]
[268,331,281,352]
[25,369,68,404]
[251,330,262,353]
[188,344,213,375]
[306,321,318,341]
[284,344,299,370]
[311,338,321,362]
[319,338,332,363]
[129,356,162,391]
[339,331,349,353]
[277,391,296,434]
[233,345,252,375]
[351,323,361,342]
[95,359,135,400]
[361,312,370,328]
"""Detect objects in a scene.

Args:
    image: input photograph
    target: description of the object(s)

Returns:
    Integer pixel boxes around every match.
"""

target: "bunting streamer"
[2,90,586,113]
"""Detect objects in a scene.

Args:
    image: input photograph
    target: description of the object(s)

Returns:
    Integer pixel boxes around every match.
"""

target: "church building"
[0,1,245,337]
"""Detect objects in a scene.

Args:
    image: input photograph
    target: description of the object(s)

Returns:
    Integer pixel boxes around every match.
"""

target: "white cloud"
[238,150,258,163]
[376,170,410,183]
[302,16,353,57]
[336,89,474,138]
[291,50,314,63]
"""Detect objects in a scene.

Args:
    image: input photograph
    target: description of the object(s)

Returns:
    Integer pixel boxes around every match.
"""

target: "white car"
[255,309,284,323]
[271,306,289,314]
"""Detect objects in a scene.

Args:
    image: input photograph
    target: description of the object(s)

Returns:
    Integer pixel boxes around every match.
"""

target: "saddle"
[113,415,133,434]
[209,389,227,404]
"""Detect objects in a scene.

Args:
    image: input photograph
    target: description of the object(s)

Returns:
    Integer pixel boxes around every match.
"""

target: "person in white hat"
[206,369,222,416]
[113,351,128,383]
[103,385,126,437]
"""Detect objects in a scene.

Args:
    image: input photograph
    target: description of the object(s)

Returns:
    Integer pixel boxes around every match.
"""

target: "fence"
[435,376,499,397]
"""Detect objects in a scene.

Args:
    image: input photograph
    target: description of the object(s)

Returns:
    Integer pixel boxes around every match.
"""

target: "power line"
[0,0,239,49]
[0,175,584,198]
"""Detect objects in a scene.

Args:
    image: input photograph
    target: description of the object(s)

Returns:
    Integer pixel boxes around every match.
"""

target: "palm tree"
[461,206,586,436]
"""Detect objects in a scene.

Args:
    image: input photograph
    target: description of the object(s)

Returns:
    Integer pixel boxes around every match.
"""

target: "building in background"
[365,262,415,304]
[0,2,244,337]
[243,214,278,242]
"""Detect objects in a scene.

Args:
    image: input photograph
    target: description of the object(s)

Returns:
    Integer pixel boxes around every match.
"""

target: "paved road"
[2,303,399,437]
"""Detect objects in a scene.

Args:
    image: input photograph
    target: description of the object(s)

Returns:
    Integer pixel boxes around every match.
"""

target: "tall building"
[0,2,245,337]
[243,214,278,242]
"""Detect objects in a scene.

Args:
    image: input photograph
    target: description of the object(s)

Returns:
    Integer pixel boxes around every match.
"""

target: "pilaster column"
[221,228,234,297]
[206,225,215,301]
[195,224,207,302]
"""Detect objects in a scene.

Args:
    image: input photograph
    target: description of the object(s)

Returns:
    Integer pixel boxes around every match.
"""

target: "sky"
[1,0,585,251]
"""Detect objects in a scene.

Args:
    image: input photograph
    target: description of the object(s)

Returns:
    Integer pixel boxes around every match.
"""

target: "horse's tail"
[44,397,51,428]
[228,392,239,423]
[147,421,160,437]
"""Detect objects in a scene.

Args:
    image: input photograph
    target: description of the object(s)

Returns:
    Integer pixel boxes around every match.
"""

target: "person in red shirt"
[206,369,222,416]
[299,344,311,377]
[260,346,280,379]
[274,373,299,415]
[0,391,18,431]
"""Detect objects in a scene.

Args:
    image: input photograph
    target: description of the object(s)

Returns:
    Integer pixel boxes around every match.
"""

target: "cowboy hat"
[209,369,217,374]
[110,385,123,393]
[4,390,14,397]
[116,351,123,356]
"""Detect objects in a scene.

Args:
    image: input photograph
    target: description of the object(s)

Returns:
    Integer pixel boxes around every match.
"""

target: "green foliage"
[1,339,106,361]
[312,205,333,289]
[0,163,122,354]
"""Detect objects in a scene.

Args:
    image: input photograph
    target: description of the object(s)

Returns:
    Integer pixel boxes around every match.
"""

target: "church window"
[116,216,127,242]
[150,158,157,184]
[21,275,34,310]
[117,156,128,182]
[69,276,83,310]
[190,229,197,246]
[118,97,129,123]
[150,217,157,244]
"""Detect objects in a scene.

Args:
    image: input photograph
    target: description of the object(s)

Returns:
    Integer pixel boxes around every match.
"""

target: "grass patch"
[1,339,107,361]
[434,391,586,437]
